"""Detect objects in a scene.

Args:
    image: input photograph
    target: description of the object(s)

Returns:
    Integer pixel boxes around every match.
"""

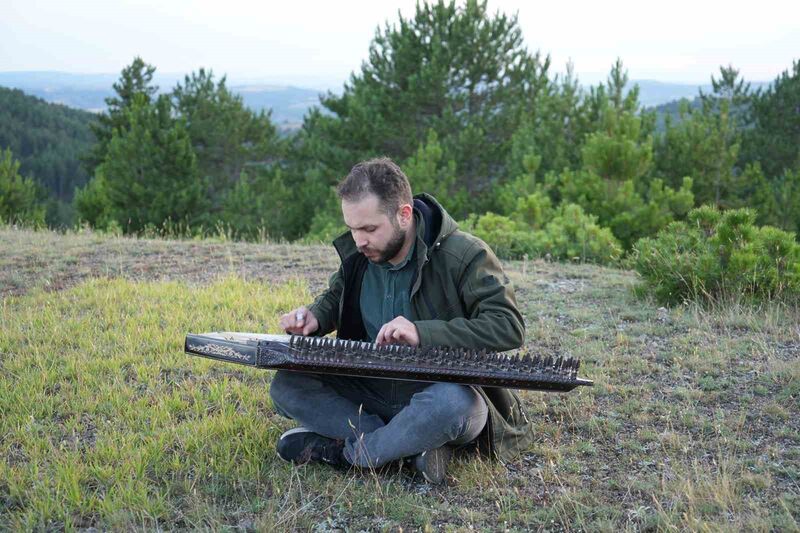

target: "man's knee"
[269,371,310,415]
[425,383,487,429]
[430,383,484,410]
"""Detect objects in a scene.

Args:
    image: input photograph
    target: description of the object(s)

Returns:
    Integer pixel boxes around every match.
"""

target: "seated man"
[271,157,534,483]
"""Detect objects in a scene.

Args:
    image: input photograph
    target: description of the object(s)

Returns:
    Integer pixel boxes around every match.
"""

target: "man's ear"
[397,203,413,227]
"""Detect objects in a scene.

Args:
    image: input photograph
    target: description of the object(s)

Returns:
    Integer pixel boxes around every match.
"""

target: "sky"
[1,0,798,89]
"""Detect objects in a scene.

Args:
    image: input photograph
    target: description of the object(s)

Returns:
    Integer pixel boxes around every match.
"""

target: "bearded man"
[271,157,533,483]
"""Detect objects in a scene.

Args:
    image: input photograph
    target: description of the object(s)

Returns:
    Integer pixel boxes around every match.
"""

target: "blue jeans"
[269,371,488,468]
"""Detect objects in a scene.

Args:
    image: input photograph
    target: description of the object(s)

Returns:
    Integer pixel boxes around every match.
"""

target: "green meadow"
[1,227,798,531]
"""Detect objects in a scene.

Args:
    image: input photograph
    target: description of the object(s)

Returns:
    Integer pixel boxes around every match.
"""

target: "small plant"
[631,205,800,305]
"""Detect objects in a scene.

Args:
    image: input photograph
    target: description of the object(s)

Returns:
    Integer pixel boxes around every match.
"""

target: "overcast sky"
[2,0,798,88]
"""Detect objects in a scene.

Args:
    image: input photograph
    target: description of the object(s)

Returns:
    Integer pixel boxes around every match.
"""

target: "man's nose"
[353,231,368,248]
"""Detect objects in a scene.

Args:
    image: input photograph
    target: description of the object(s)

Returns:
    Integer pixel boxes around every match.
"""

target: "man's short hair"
[337,157,413,215]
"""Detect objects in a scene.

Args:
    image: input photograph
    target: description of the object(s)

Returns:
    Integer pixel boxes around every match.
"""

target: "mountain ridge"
[0,71,773,125]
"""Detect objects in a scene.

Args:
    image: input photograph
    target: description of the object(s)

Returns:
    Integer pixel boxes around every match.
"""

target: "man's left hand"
[376,316,420,347]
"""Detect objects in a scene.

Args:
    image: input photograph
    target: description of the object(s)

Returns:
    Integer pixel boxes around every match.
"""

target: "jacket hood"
[332,192,459,263]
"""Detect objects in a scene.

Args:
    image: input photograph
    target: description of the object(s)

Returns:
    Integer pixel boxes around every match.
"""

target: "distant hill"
[3,71,773,130]
[643,79,770,132]
[232,85,322,128]
[0,72,324,128]
[0,85,95,201]
[633,80,711,108]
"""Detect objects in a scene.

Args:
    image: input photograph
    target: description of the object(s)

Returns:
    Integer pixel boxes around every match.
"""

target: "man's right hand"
[279,306,320,336]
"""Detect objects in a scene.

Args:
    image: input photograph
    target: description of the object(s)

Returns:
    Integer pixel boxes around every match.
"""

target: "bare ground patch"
[1,227,339,298]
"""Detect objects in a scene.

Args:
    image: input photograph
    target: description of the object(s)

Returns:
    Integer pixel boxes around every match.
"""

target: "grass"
[1,226,799,531]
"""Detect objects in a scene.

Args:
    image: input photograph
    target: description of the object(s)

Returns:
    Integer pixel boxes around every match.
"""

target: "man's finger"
[282,314,303,333]
[380,327,396,344]
[393,328,414,345]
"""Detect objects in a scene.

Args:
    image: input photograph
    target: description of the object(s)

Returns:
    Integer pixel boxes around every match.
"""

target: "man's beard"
[363,224,407,264]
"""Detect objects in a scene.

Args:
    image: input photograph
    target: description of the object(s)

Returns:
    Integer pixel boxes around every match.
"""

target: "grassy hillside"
[1,227,798,530]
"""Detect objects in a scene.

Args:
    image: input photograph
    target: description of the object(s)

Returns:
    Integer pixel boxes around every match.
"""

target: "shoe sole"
[280,426,312,439]
[417,447,452,484]
[276,427,312,462]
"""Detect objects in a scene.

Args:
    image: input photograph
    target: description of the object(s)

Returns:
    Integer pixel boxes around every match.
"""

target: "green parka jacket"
[308,193,535,462]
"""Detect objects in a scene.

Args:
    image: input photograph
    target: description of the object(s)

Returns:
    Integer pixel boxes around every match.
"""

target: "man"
[271,157,534,483]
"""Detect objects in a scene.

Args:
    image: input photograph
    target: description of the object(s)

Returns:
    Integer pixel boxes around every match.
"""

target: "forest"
[1,1,798,301]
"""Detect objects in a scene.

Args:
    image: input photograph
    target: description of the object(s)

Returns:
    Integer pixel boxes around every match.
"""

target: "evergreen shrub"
[533,204,622,264]
[459,212,537,259]
[631,205,800,305]
[460,204,621,264]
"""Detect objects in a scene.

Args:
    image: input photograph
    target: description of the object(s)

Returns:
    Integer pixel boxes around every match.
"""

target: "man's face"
[342,194,410,264]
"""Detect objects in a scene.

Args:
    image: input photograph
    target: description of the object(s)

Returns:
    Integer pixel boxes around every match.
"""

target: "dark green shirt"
[360,213,422,341]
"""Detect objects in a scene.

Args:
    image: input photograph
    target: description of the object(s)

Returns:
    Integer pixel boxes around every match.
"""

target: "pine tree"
[85,57,159,172]
[505,61,591,183]
[0,148,46,226]
[401,129,466,216]
[172,68,280,214]
[552,61,694,249]
[653,66,749,208]
[73,171,115,230]
[771,168,800,234]
[753,165,800,234]
[699,66,749,206]
[742,60,800,180]
[97,94,206,232]
[300,0,552,213]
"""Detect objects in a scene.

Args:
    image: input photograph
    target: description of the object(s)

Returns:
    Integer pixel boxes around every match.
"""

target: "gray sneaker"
[411,446,452,484]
